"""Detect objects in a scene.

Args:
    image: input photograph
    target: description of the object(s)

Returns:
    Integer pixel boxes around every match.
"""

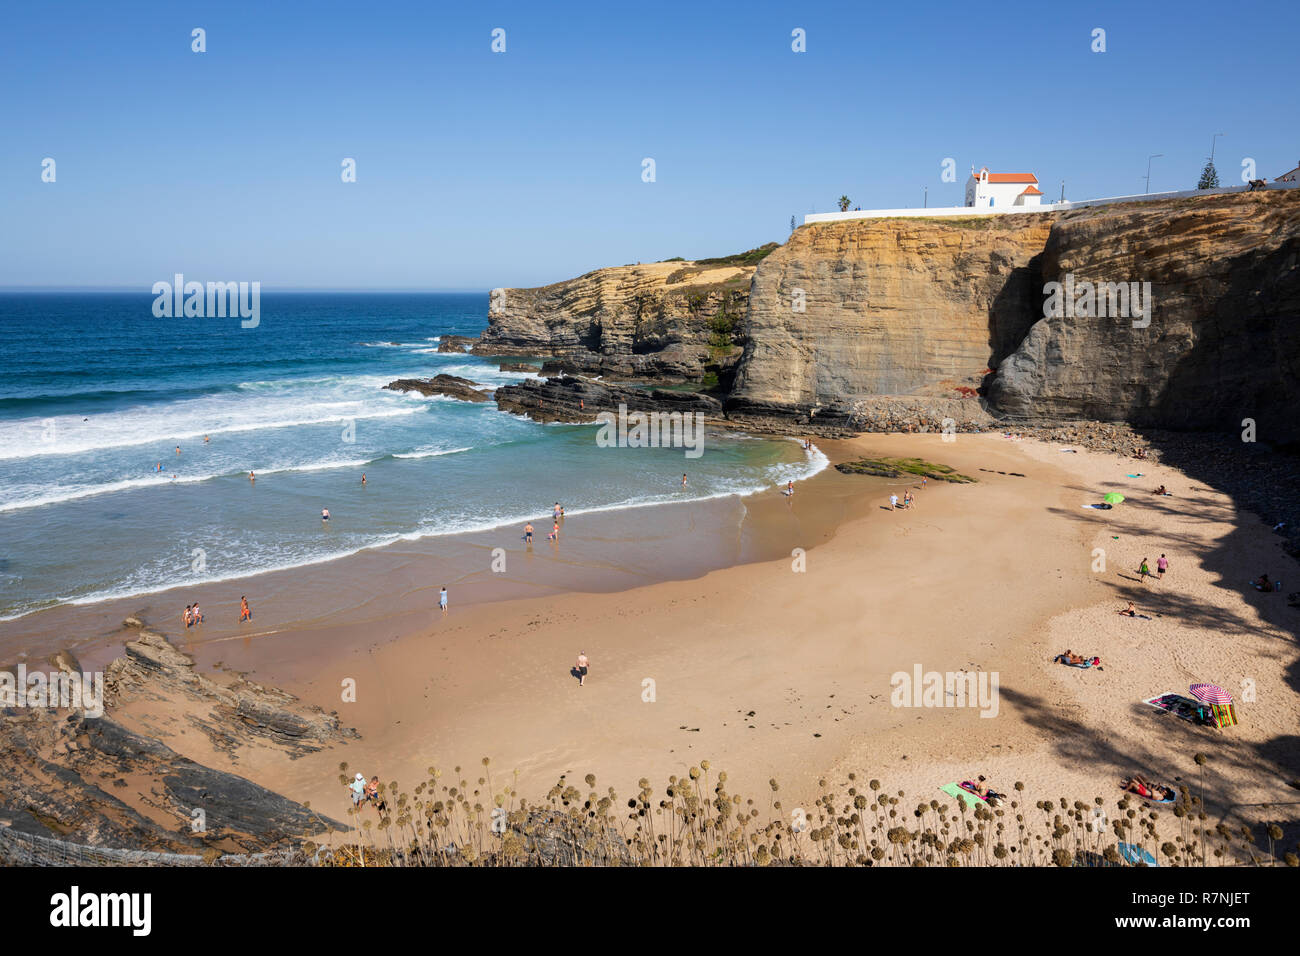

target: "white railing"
[803,179,1300,224]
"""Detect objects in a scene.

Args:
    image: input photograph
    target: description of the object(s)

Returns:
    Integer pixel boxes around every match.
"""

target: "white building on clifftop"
[965,167,1042,208]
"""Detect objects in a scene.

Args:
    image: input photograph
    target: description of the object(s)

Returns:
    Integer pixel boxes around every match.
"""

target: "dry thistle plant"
[303,758,1295,868]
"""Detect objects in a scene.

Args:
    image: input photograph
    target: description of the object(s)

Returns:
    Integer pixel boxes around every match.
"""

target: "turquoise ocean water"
[0,292,824,620]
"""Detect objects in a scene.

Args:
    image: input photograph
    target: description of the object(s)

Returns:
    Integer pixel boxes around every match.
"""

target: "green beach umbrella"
[1103,493,1125,504]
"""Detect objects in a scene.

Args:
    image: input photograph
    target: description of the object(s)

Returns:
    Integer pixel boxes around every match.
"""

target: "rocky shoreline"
[0,621,350,858]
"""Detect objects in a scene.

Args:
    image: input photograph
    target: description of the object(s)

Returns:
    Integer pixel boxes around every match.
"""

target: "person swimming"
[361,473,366,485]
[322,508,330,521]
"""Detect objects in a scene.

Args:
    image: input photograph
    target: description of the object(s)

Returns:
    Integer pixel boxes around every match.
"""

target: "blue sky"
[2,0,1297,290]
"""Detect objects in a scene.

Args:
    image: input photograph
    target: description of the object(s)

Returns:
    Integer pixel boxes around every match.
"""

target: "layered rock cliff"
[986,191,1300,443]
[473,250,773,387]
[729,215,1055,416]
[728,190,1300,444]
[464,190,1299,445]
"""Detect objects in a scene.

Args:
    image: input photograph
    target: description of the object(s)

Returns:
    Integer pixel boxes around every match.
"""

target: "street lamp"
[923,185,928,208]
[1145,154,1163,194]
[1210,133,1225,164]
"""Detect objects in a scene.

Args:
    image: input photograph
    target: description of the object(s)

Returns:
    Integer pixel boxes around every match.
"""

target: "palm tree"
[837,195,852,212]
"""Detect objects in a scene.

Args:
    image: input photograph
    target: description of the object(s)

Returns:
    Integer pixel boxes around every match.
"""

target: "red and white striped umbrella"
[1189,683,1232,705]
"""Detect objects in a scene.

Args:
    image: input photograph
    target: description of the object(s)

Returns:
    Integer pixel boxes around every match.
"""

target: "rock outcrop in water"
[386,374,493,403]
[494,376,723,424]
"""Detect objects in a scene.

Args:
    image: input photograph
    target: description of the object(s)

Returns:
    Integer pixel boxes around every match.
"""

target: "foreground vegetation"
[306,758,1299,867]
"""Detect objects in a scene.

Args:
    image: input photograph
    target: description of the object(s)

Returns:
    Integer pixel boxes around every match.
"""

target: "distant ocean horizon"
[0,292,825,621]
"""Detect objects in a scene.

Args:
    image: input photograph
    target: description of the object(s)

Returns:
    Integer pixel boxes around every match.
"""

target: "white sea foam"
[392,446,472,460]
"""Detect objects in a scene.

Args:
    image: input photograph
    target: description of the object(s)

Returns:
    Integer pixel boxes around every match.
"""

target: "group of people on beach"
[889,489,917,511]
[182,595,252,628]
[523,502,567,545]
[348,772,387,811]
[1137,554,1170,583]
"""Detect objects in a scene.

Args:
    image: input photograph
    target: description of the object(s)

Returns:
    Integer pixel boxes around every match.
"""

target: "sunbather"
[961,775,1005,804]
[1121,774,1174,802]
[1118,601,1137,617]
[1057,649,1099,666]
[1253,574,1272,592]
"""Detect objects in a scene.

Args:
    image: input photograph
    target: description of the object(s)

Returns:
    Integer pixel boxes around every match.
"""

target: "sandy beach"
[44,432,1295,849]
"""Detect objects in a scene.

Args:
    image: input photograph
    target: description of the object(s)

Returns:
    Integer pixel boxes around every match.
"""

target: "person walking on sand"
[191,603,203,624]
[1156,554,1169,579]
[240,595,251,622]
[575,651,589,687]
[1139,557,1152,581]
[890,493,899,510]
[183,605,193,628]
[786,480,794,496]
[439,586,448,613]
[524,522,534,544]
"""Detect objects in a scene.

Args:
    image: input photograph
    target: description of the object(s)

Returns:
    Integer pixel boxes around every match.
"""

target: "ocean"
[0,292,825,621]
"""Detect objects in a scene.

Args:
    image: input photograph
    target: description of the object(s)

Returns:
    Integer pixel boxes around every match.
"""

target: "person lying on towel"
[1056,649,1101,667]
[1121,774,1174,802]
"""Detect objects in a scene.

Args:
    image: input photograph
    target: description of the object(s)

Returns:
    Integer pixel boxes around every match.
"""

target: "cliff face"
[729,190,1300,444]
[729,215,1055,415]
[987,192,1300,442]
[466,191,1300,444]
[473,259,755,384]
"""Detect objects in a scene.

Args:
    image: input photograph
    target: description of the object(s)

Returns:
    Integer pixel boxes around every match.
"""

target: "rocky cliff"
[464,191,1299,445]
[728,190,1300,444]
[986,191,1300,443]
[730,214,1055,415]
[473,249,774,387]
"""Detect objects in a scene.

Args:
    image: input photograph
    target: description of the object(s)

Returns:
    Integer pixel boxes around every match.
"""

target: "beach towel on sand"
[939,783,982,808]
[1144,693,1212,725]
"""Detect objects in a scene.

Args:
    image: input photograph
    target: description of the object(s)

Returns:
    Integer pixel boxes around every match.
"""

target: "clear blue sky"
[2,0,1296,290]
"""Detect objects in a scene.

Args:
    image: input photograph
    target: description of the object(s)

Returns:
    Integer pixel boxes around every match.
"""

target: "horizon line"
[0,286,492,294]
